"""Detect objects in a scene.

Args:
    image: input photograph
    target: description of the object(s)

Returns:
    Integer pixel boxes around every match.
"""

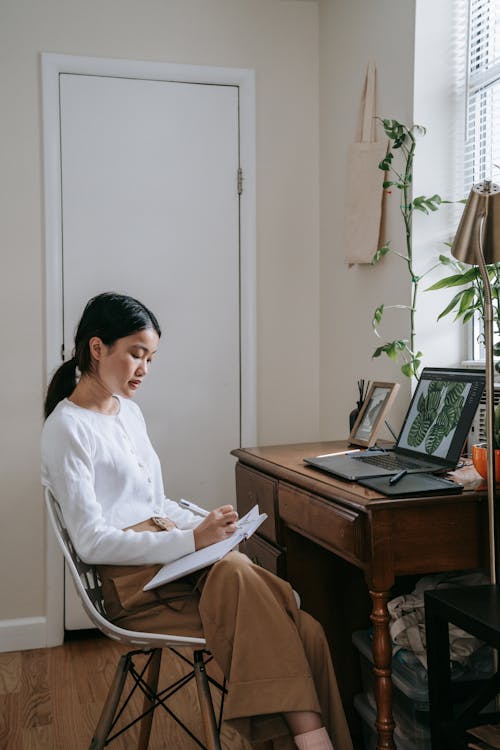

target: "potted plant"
[428,255,500,479]
[427,255,500,366]
[471,423,500,480]
[370,119,445,378]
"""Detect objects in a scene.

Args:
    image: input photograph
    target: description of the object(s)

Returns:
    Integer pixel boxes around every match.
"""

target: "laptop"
[304,367,485,481]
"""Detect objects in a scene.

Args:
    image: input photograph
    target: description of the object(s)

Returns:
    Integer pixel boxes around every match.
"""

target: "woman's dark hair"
[44,292,161,418]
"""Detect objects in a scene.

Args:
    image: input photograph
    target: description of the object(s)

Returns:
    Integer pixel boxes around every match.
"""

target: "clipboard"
[358,473,463,497]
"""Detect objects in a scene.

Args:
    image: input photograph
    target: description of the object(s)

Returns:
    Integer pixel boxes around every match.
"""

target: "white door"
[57,72,242,628]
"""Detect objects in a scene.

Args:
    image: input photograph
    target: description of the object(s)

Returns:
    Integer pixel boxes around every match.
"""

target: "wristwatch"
[152,516,176,531]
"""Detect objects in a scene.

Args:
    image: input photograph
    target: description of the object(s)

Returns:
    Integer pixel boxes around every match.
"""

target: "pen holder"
[349,399,365,431]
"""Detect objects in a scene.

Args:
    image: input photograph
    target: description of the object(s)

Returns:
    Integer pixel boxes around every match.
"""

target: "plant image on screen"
[407,381,466,454]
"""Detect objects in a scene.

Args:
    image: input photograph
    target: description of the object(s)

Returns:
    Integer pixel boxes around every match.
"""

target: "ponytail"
[44,358,78,419]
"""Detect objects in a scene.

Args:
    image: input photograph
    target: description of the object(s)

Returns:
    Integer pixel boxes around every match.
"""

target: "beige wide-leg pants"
[98,551,353,750]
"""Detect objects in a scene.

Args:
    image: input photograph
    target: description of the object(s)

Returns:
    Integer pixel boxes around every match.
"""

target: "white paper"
[143,505,267,591]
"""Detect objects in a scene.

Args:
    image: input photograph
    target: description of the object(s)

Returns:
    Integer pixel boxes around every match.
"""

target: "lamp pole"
[451,179,500,583]
[475,184,496,583]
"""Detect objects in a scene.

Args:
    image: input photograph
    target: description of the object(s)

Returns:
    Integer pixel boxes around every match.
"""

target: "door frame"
[41,53,256,645]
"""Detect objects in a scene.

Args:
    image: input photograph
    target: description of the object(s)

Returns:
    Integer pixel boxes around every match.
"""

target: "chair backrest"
[44,487,205,648]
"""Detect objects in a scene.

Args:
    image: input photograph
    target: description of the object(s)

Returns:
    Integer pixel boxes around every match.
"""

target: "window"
[465,0,500,192]
[463,0,500,358]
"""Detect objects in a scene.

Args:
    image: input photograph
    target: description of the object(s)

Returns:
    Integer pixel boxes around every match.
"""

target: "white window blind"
[456,0,500,358]
[465,0,500,193]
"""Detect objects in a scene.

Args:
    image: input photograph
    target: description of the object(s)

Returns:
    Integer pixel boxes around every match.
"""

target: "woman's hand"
[193,505,239,550]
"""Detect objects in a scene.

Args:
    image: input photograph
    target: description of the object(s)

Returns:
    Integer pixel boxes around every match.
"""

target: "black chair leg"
[194,650,222,750]
[137,648,162,750]
[90,653,130,750]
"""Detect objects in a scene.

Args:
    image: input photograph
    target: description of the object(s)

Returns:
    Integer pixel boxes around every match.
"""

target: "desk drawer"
[235,464,280,543]
[240,535,286,578]
[279,483,365,561]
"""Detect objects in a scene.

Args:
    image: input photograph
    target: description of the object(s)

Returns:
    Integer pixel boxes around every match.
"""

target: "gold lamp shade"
[451,180,500,264]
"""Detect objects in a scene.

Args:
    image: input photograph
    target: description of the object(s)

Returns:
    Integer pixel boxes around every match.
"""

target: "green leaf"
[436,290,464,320]
[387,343,398,361]
[426,268,480,290]
[381,119,405,141]
[401,352,422,379]
[437,253,466,272]
[372,304,384,327]
[413,194,443,214]
[452,306,476,324]
[438,254,454,265]
[411,359,422,377]
[462,308,476,323]
[427,274,463,291]
[458,287,476,315]
[372,244,391,264]
[413,201,429,215]
[401,362,413,378]
[372,339,406,361]
[382,180,395,188]
[379,152,393,171]
[388,340,407,361]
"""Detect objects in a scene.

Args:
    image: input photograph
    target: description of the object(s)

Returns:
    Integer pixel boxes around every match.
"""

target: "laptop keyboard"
[353,453,425,471]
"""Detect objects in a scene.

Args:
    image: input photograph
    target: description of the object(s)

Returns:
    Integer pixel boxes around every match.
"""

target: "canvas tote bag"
[344,62,388,265]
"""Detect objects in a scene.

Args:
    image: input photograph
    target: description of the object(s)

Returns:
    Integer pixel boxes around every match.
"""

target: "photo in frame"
[349,381,400,447]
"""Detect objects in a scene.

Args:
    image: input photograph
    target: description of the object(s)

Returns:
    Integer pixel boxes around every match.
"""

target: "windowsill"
[460,360,485,369]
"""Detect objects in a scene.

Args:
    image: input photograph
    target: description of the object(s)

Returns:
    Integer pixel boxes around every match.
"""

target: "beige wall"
[1,0,438,646]
[0,0,320,637]
[318,0,417,439]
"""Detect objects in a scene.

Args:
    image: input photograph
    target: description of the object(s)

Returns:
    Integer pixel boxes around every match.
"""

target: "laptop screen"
[395,367,485,464]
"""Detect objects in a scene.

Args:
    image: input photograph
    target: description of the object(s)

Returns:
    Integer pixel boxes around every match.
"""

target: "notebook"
[143,505,267,591]
[303,367,485,481]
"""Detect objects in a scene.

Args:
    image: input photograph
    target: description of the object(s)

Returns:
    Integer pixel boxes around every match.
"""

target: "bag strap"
[356,61,377,143]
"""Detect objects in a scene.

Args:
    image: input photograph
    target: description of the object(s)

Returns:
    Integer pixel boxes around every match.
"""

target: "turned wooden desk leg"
[370,590,395,750]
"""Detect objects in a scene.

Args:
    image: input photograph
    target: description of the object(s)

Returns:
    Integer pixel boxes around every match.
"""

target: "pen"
[389,470,408,486]
[179,499,209,517]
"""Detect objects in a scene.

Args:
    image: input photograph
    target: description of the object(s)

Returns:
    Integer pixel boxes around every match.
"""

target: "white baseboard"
[0,617,48,653]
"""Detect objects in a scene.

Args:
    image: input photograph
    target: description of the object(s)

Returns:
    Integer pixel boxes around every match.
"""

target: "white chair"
[45,488,225,750]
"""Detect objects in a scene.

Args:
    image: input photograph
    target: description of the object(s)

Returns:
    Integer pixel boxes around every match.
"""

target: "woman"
[41,292,352,750]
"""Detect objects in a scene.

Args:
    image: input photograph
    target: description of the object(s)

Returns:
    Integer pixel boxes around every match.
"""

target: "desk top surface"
[232,440,485,512]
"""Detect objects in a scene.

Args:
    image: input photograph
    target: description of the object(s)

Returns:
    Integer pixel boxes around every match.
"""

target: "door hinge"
[61,343,65,361]
[237,167,243,195]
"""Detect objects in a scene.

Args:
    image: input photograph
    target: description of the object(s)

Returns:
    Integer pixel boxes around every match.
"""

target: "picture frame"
[348,381,400,447]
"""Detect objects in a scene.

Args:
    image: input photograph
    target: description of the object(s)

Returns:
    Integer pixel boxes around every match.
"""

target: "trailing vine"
[371,119,443,378]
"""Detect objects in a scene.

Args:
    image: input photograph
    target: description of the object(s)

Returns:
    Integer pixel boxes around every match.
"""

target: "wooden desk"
[231,441,488,750]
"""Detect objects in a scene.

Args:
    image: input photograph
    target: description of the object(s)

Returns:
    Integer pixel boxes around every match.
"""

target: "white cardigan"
[41,397,200,566]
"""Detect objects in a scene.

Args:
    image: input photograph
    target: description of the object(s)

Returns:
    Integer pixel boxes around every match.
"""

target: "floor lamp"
[451,180,500,584]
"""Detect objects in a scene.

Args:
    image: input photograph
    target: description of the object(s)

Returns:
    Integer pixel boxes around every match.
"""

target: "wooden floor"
[0,630,252,750]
